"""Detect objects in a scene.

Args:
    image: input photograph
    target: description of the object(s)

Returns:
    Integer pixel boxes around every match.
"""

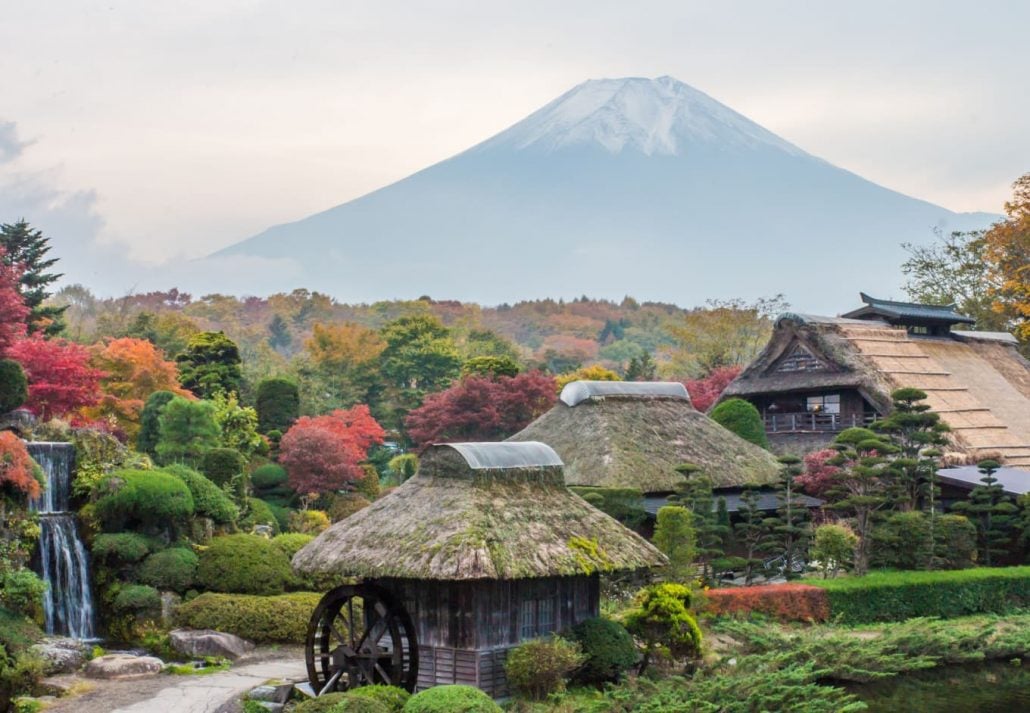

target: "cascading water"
[27,442,96,640]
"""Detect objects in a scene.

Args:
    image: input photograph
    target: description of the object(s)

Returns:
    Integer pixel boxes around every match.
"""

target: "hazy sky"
[2,1,1027,288]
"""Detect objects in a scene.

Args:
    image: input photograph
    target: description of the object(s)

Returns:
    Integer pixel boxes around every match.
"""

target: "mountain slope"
[211,76,994,311]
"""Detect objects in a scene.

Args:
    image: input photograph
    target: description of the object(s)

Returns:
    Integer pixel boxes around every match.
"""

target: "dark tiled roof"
[842,293,976,325]
[937,466,1030,496]
[643,489,823,516]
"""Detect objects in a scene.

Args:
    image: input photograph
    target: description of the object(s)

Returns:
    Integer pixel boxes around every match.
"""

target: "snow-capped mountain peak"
[476,76,805,157]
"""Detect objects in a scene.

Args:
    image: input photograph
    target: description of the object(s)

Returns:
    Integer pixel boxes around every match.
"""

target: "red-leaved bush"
[795,449,842,497]
[279,405,385,495]
[684,365,742,412]
[0,430,41,500]
[405,371,556,446]
[6,336,104,421]
[705,584,830,622]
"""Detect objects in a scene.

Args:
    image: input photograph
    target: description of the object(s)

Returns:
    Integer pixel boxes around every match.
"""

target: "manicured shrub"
[136,390,177,458]
[569,487,646,528]
[505,636,584,700]
[155,396,221,466]
[112,584,161,616]
[265,502,291,532]
[935,514,977,569]
[91,533,154,564]
[332,697,391,713]
[871,511,932,570]
[813,566,1030,623]
[354,464,381,501]
[251,463,288,490]
[200,447,246,487]
[94,469,195,533]
[291,693,347,713]
[255,378,300,434]
[810,523,857,579]
[161,464,239,525]
[0,359,27,413]
[288,509,330,535]
[139,547,199,593]
[402,685,501,713]
[345,685,411,712]
[567,617,637,685]
[653,505,695,583]
[174,591,321,642]
[622,583,702,672]
[0,571,45,622]
[704,584,830,622]
[196,534,291,595]
[239,498,281,535]
[271,533,314,561]
[710,398,769,448]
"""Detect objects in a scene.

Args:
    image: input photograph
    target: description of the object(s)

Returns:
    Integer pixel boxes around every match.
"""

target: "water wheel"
[305,582,419,695]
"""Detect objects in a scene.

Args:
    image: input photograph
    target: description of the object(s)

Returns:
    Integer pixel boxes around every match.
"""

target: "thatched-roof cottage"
[292,441,665,697]
[507,381,782,493]
[721,294,1030,468]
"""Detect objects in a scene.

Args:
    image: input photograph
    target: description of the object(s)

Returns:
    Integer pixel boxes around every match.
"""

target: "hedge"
[196,534,292,595]
[174,592,322,642]
[705,584,829,623]
[812,566,1030,623]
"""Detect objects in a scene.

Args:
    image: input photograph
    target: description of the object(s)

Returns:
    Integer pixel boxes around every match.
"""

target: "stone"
[169,628,256,661]
[248,683,293,704]
[84,653,164,680]
[30,637,88,674]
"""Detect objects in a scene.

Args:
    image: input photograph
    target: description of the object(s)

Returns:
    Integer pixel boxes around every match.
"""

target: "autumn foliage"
[81,337,191,438]
[0,249,29,353]
[6,336,104,421]
[405,371,557,446]
[279,405,385,495]
[0,430,41,500]
[683,365,742,412]
[795,449,842,497]
[704,583,830,622]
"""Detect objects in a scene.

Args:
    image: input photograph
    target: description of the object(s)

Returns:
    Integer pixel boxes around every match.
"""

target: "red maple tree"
[405,371,557,446]
[0,430,42,500]
[795,449,842,497]
[0,250,29,353]
[684,365,743,412]
[5,336,104,421]
[279,404,385,495]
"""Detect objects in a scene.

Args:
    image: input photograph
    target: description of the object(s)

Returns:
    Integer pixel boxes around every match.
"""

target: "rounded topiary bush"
[161,464,239,525]
[710,398,769,448]
[505,637,584,700]
[113,584,162,616]
[0,359,28,413]
[139,547,199,593]
[271,533,313,561]
[251,463,288,491]
[94,469,195,533]
[200,447,246,486]
[345,685,411,712]
[567,617,637,684]
[402,685,501,713]
[291,693,348,713]
[91,532,154,564]
[239,498,281,534]
[196,534,291,595]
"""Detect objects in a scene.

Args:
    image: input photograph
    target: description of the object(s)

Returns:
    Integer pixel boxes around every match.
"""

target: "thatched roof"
[292,442,666,581]
[507,381,782,492]
[723,314,1030,469]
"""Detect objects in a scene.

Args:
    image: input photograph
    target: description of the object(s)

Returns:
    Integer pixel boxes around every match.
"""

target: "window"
[520,600,535,640]
[806,394,840,414]
[520,596,557,639]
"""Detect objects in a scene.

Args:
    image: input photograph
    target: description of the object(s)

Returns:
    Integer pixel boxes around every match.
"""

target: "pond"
[851,661,1030,712]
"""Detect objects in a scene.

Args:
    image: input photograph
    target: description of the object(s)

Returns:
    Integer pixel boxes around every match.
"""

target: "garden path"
[43,647,306,713]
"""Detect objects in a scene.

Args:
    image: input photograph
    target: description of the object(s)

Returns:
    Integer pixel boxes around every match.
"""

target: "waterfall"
[27,442,96,640]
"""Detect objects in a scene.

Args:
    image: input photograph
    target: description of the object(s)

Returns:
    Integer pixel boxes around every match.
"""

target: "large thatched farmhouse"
[292,441,665,697]
[508,381,782,493]
[720,294,1030,469]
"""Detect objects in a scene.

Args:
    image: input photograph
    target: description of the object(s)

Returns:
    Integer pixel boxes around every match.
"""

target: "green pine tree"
[670,463,727,584]
[733,485,776,584]
[952,460,1018,566]
[0,219,66,334]
[766,454,812,580]
[624,352,657,381]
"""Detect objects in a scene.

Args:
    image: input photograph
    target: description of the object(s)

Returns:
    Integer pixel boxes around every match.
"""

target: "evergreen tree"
[952,460,1018,566]
[267,314,292,352]
[653,505,696,583]
[875,388,950,511]
[255,377,300,434]
[733,485,775,584]
[175,331,242,398]
[624,352,657,381]
[0,220,65,334]
[136,390,177,458]
[766,454,811,580]
[670,463,727,584]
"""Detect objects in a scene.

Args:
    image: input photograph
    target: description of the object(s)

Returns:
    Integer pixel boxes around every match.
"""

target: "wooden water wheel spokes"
[305,583,418,695]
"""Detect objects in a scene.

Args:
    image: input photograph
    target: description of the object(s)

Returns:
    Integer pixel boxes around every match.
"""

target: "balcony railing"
[763,412,877,434]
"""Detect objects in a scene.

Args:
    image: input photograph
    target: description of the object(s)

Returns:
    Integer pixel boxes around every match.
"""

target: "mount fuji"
[210,76,994,311]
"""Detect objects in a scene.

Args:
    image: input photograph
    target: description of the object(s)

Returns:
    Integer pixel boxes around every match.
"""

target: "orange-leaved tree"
[279,405,385,495]
[6,336,104,422]
[81,337,192,438]
[0,430,42,500]
[983,173,1030,346]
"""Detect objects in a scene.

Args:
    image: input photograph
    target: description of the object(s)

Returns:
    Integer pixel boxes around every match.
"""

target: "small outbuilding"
[292,441,665,698]
[508,381,782,493]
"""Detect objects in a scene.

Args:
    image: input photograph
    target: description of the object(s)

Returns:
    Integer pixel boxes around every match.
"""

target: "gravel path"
[44,647,306,713]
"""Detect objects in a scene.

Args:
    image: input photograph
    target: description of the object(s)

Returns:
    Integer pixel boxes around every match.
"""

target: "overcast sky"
[2,1,1027,288]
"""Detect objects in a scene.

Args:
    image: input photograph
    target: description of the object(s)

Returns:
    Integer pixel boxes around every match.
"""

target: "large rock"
[30,637,87,674]
[84,653,163,680]
[169,628,255,661]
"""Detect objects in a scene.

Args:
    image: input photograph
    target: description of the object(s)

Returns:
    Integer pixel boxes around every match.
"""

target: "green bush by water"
[139,547,199,593]
[94,469,195,533]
